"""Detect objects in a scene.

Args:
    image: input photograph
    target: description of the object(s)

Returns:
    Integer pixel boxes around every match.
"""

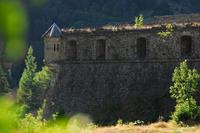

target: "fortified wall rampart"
[42,15,200,123]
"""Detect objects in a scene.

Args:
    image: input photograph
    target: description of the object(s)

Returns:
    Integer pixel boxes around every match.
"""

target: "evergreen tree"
[17,46,37,110]
[34,66,52,91]
[17,46,52,112]
[32,66,52,109]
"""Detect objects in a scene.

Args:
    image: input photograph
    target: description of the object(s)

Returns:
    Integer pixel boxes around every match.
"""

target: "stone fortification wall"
[45,26,200,62]
[43,21,200,124]
[44,60,200,123]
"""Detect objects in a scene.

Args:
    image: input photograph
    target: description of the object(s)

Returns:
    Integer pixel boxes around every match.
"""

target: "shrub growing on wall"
[134,14,143,29]
[157,24,174,38]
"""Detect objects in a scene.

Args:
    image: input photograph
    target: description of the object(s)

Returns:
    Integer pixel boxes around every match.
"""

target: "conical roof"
[49,23,62,37]
[42,23,62,38]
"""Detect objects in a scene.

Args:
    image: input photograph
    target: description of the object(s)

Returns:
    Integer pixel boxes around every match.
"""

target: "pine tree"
[17,46,37,110]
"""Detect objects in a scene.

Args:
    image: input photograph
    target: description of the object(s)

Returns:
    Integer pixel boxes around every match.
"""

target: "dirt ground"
[92,122,200,133]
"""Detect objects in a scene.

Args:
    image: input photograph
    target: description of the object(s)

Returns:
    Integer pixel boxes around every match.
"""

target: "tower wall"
[44,37,62,63]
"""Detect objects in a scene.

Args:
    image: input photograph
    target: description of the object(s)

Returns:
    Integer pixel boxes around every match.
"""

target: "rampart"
[42,14,200,124]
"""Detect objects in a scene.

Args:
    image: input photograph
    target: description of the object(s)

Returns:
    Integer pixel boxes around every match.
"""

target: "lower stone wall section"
[44,60,200,124]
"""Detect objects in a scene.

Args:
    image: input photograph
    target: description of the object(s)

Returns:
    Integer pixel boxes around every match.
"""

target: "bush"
[157,23,174,38]
[172,100,200,123]
[18,113,45,133]
[0,98,18,133]
[116,119,123,126]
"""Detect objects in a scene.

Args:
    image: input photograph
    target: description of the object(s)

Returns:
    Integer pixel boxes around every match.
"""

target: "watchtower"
[42,23,62,63]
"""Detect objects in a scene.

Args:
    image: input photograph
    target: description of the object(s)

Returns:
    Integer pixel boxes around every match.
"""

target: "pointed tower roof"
[42,23,62,38]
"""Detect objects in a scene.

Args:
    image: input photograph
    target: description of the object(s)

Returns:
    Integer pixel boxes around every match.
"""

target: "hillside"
[27,0,200,41]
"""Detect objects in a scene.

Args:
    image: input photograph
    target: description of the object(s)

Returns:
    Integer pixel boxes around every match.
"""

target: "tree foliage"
[17,46,37,108]
[17,46,52,112]
[170,60,200,104]
[34,66,52,91]
[0,97,96,133]
[32,66,52,110]
[157,24,174,38]
[172,100,200,123]
[170,60,200,123]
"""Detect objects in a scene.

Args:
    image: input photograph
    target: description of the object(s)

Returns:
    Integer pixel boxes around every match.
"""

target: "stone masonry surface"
[42,14,200,124]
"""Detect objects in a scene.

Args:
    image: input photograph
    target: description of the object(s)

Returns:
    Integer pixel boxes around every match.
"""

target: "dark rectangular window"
[68,40,77,60]
[96,39,106,60]
[137,38,147,58]
[181,36,192,57]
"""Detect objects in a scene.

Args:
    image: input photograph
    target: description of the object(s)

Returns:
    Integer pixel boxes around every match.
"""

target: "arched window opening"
[69,40,77,59]
[181,36,192,57]
[96,39,106,60]
[137,37,147,58]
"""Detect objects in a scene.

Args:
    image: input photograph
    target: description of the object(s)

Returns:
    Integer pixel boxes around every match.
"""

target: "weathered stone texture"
[44,61,200,123]
[44,27,200,63]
